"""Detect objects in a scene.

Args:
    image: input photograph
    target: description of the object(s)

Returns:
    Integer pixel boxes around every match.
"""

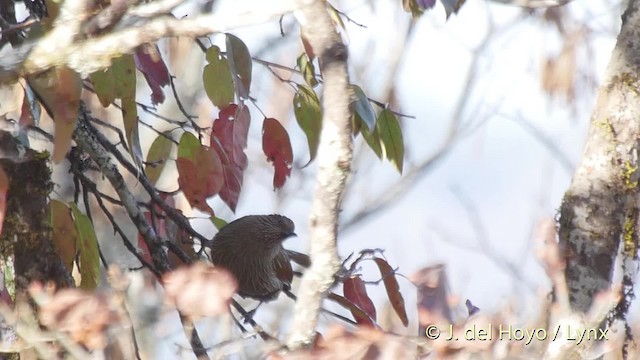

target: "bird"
[208,214,300,302]
[208,215,359,326]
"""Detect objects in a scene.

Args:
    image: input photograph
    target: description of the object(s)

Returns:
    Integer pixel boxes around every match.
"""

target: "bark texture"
[559,0,640,313]
[0,131,73,292]
[286,0,352,350]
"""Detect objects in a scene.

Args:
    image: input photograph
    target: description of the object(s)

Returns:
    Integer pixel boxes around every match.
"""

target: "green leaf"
[49,199,77,272]
[69,203,100,290]
[297,53,318,88]
[376,109,404,173]
[92,55,140,163]
[112,56,139,157]
[328,4,348,41]
[90,55,137,108]
[352,85,375,131]
[145,132,174,185]
[226,34,252,99]
[210,216,228,230]
[293,85,322,165]
[111,55,137,101]
[90,68,116,107]
[358,112,383,159]
[203,46,235,108]
[178,132,200,160]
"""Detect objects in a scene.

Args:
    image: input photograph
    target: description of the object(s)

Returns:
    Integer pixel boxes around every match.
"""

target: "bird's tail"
[286,249,311,268]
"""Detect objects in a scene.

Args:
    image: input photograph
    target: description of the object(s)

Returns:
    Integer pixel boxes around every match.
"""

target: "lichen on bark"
[0,131,73,294]
[558,1,640,349]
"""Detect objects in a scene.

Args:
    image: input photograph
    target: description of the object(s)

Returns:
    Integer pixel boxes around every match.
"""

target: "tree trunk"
[0,131,73,294]
[558,0,640,313]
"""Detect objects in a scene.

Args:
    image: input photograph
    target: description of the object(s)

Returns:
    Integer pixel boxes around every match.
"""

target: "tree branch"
[72,103,209,358]
[559,0,640,313]
[1,1,300,82]
[74,104,171,273]
[285,0,352,349]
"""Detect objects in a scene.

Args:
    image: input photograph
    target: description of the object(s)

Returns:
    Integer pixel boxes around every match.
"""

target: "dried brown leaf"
[163,262,237,319]
[34,288,119,350]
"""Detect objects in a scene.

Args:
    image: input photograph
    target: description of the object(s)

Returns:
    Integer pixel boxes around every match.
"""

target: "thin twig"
[506,113,574,174]
[230,300,272,341]
[88,117,130,152]
[137,102,189,127]
[367,98,416,119]
[331,6,367,28]
[341,18,497,232]
[74,104,171,272]
[138,118,180,144]
[449,185,538,292]
[254,56,413,118]
[283,289,358,327]
[90,123,212,247]
[73,168,161,277]
[168,74,204,136]
[75,104,210,359]
[0,18,37,36]
[178,313,210,359]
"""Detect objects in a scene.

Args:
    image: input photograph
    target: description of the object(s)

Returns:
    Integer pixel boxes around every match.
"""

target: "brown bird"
[209,215,358,326]
[208,214,299,301]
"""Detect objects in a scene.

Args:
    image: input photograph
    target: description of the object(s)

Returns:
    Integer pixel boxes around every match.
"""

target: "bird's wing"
[273,251,293,286]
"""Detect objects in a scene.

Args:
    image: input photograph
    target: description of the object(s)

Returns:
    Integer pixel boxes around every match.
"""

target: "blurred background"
[13,0,626,356]
[162,0,620,325]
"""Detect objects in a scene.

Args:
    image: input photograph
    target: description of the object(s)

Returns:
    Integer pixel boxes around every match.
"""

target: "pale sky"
[165,0,622,334]
[200,0,619,319]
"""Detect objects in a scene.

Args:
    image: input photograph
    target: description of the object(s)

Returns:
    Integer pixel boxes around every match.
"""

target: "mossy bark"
[0,131,73,293]
[558,0,640,314]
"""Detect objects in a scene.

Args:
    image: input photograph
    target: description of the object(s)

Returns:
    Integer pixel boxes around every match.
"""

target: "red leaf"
[0,166,8,236]
[176,158,221,215]
[373,257,408,327]
[262,118,293,189]
[328,292,376,328]
[301,33,315,60]
[142,194,195,268]
[176,137,224,215]
[210,104,250,211]
[152,191,175,213]
[343,276,377,327]
[134,44,170,106]
[0,285,11,305]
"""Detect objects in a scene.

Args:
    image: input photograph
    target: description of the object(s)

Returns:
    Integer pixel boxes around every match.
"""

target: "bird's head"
[216,214,296,250]
[256,214,296,247]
